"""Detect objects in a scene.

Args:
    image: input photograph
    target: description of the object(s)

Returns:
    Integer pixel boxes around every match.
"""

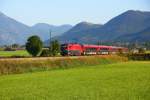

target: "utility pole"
[49,29,52,51]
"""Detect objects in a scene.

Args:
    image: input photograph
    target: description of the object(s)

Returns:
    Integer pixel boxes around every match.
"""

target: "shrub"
[4,47,15,51]
[40,49,50,57]
[139,48,146,54]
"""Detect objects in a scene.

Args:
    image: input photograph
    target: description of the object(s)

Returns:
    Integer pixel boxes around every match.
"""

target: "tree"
[26,35,43,57]
[50,40,60,56]
[144,42,150,50]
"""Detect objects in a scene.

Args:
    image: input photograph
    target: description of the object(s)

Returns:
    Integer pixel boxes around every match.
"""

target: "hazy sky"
[0,0,150,26]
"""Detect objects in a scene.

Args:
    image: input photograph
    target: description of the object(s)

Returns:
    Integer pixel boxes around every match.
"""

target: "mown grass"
[0,50,30,57]
[0,61,150,100]
[0,55,128,75]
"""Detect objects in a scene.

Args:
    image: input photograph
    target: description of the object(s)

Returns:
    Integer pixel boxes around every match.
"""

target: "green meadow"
[0,61,150,100]
[0,50,30,57]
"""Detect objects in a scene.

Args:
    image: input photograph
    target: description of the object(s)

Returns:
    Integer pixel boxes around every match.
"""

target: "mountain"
[117,27,150,42]
[0,12,72,45]
[50,21,103,43]
[66,22,100,32]
[1,10,150,45]
[31,23,72,41]
[50,10,150,44]
[0,12,31,44]
[97,10,150,40]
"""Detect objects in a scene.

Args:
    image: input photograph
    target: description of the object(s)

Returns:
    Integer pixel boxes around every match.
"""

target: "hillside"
[47,22,102,43]
[51,10,150,43]
[117,27,150,42]
[0,12,72,45]
[0,12,31,44]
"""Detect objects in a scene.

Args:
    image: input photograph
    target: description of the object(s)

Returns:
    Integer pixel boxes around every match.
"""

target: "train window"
[100,48,109,51]
[85,48,97,52]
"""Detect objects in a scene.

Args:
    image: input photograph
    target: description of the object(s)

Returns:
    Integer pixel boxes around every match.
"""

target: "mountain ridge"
[50,10,150,44]
[0,12,72,45]
[0,10,150,45]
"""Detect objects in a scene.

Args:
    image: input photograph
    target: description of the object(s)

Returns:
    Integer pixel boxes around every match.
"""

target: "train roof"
[61,43,128,49]
[82,44,113,48]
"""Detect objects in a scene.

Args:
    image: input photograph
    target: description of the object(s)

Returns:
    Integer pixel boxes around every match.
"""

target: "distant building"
[131,48,139,54]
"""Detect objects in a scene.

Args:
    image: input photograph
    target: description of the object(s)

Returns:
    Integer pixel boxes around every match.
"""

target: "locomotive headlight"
[68,51,71,54]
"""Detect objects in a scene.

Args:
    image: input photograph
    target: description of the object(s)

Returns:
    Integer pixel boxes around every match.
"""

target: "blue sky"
[0,0,150,26]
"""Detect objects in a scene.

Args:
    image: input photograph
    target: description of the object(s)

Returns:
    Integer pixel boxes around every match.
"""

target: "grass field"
[146,50,150,53]
[0,50,30,57]
[0,61,150,100]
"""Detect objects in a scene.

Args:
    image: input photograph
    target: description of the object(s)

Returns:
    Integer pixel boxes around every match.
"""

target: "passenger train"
[60,43,128,56]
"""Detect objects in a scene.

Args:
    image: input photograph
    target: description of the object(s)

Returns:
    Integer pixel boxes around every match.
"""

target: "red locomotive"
[60,43,128,56]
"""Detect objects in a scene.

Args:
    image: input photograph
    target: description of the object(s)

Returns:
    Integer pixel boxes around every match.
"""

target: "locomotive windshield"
[61,45,67,50]
[60,44,68,56]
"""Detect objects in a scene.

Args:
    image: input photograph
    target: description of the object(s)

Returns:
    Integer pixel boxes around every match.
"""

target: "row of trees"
[26,35,60,57]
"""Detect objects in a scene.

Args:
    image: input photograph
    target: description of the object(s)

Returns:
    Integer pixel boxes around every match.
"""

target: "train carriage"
[82,45,99,55]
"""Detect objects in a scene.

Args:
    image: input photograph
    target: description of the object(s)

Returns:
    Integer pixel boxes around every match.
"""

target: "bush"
[40,49,50,57]
[139,48,146,54]
[4,47,15,51]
